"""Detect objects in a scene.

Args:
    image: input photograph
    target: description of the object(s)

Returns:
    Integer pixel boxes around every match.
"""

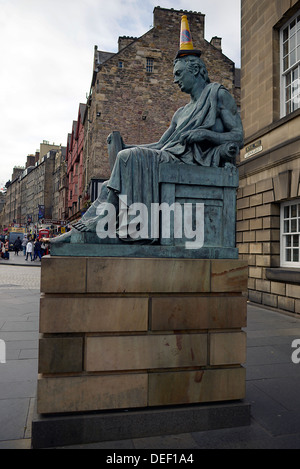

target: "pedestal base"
[33,256,249,448]
[32,401,251,449]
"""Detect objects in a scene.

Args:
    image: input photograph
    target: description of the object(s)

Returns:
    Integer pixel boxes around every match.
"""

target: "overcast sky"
[0,0,241,190]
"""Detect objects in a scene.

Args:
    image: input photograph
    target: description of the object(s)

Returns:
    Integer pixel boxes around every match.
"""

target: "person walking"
[25,239,33,261]
[4,240,9,260]
[34,239,42,261]
[22,236,28,256]
[13,237,22,256]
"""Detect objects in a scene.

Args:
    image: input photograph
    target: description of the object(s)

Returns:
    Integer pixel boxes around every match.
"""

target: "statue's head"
[173,55,210,94]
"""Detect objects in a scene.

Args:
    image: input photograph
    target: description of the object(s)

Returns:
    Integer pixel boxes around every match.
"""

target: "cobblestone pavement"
[0,265,41,290]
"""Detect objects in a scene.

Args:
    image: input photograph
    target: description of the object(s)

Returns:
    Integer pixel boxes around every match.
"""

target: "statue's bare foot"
[72,218,98,232]
[50,231,72,244]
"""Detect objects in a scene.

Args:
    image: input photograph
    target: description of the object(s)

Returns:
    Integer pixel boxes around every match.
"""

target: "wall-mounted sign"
[244,140,263,158]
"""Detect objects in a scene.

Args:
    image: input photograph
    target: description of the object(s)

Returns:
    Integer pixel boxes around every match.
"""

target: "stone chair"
[107,131,239,259]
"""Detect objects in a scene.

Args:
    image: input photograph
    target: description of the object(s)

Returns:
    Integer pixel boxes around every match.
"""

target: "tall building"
[238,1,300,313]
[52,146,68,223]
[83,6,240,201]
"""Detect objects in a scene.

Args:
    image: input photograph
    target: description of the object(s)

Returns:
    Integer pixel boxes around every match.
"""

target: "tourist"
[22,236,28,256]
[13,236,22,256]
[25,239,33,261]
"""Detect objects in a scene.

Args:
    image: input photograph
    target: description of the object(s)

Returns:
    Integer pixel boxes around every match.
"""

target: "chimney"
[26,154,36,169]
[118,36,136,52]
[210,36,222,51]
[153,7,205,40]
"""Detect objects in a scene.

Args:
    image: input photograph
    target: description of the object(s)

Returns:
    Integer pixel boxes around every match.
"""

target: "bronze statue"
[52,18,243,245]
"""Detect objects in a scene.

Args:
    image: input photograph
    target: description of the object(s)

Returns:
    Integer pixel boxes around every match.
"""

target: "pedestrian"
[4,240,9,260]
[22,236,28,256]
[0,240,4,259]
[25,239,33,261]
[13,236,22,256]
[34,239,42,261]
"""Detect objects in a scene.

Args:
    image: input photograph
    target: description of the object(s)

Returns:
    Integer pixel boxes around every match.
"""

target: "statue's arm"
[180,89,243,148]
[217,88,244,147]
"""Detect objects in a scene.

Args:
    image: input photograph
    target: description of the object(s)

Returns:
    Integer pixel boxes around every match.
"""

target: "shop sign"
[244,140,263,158]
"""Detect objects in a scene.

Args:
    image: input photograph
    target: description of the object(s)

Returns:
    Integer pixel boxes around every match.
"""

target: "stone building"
[19,151,56,230]
[1,138,67,232]
[52,146,68,223]
[238,0,300,313]
[83,6,240,201]
[2,167,24,227]
[0,192,6,230]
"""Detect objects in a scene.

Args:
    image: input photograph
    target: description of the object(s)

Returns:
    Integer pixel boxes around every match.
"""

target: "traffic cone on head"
[175,14,201,59]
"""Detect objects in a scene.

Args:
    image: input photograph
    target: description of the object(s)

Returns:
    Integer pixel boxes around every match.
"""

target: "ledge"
[49,243,239,259]
[266,267,300,284]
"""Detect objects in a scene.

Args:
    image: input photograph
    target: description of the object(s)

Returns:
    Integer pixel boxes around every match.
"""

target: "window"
[280,12,300,116]
[281,200,300,267]
[118,61,123,69]
[146,58,154,73]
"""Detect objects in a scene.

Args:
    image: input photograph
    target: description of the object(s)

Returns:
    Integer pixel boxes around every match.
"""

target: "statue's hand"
[180,129,210,145]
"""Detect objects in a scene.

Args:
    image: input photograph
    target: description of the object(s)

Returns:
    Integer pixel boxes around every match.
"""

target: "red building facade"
[66,103,86,221]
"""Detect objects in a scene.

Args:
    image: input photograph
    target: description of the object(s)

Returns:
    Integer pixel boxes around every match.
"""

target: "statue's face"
[173,60,196,94]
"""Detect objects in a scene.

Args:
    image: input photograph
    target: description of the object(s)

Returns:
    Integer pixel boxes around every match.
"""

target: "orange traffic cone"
[176,14,201,59]
[180,15,194,50]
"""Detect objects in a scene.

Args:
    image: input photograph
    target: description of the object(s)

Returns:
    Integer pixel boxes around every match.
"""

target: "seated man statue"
[53,18,243,245]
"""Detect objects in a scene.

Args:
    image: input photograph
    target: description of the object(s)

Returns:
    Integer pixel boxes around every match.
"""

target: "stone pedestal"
[32,256,249,447]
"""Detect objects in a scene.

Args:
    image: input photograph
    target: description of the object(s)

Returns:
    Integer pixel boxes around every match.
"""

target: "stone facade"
[2,149,67,233]
[2,140,67,231]
[2,168,23,227]
[20,151,56,226]
[52,147,68,222]
[238,0,300,314]
[84,6,239,196]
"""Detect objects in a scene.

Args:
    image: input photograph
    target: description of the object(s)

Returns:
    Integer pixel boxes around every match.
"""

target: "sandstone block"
[86,257,210,293]
[41,256,87,293]
[151,296,247,330]
[85,334,207,372]
[148,367,246,406]
[40,296,148,333]
[210,260,248,292]
[38,337,83,374]
[37,374,148,414]
[209,332,247,366]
